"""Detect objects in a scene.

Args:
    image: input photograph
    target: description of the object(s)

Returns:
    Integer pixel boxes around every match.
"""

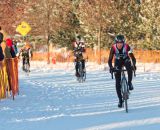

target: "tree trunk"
[47,35,50,64]
[98,25,101,64]
[98,1,102,65]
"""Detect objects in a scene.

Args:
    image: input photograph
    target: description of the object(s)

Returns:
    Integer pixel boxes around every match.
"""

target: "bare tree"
[24,0,71,63]
[0,0,28,35]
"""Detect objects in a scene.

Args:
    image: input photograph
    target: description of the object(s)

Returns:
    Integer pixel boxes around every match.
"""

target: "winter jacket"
[5,38,16,58]
[0,32,3,44]
[0,46,4,61]
[4,46,12,58]
[0,32,4,61]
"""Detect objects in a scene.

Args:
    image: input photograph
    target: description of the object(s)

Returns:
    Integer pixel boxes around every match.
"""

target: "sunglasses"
[117,42,123,44]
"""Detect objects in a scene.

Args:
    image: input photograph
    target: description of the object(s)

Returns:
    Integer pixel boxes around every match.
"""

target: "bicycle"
[76,60,86,83]
[111,66,130,113]
[23,57,30,74]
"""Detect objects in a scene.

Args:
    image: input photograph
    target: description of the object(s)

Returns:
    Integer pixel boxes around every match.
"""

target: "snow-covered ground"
[0,62,160,130]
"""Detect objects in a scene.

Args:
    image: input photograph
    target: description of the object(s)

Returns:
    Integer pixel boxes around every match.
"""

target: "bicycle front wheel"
[78,62,83,83]
[125,99,128,113]
[24,59,30,75]
[121,78,129,113]
[83,68,86,82]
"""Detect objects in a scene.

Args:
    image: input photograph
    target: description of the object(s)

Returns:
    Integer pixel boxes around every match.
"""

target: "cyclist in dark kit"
[108,34,136,108]
[72,36,86,77]
[19,42,32,71]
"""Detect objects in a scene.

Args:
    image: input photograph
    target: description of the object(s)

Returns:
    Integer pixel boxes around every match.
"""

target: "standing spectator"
[5,38,16,58]
[0,26,4,61]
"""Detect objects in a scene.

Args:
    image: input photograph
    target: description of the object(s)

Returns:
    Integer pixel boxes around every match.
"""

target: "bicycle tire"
[83,69,86,82]
[125,99,128,113]
[78,62,82,83]
[24,58,30,75]
[121,78,129,113]
[26,64,30,73]
[78,61,86,83]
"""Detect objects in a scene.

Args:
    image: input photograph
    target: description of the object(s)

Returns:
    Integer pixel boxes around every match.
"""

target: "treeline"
[0,0,160,50]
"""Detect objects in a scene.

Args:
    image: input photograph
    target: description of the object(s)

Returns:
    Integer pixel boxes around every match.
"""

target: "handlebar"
[110,67,136,79]
[113,69,127,72]
[111,68,127,79]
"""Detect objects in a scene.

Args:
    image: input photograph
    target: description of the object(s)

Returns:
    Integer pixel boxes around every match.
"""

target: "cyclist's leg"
[115,72,122,100]
[75,60,79,77]
[115,60,123,107]
[22,57,25,70]
[124,59,133,90]
[27,58,30,71]
[81,59,85,71]
[27,58,30,67]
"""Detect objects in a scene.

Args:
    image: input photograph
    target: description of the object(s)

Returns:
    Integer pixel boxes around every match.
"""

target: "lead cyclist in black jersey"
[108,35,136,108]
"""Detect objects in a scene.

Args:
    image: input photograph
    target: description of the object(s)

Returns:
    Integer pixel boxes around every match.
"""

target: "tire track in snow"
[17,67,160,121]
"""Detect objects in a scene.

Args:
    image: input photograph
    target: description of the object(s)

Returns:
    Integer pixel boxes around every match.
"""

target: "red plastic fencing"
[32,49,160,63]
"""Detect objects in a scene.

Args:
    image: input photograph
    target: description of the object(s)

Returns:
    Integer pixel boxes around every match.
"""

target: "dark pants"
[114,58,132,101]
[22,57,30,69]
[75,59,85,74]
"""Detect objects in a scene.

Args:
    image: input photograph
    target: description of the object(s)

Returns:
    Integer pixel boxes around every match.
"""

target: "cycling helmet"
[79,38,84,43]
[114,35,125,43]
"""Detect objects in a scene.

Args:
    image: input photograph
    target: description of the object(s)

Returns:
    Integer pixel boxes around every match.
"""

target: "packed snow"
[0,61,160,130]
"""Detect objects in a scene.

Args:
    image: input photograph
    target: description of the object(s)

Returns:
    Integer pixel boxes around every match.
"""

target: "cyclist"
[108,34,136,108]
[19,42,32,71]
[73,36,86,77]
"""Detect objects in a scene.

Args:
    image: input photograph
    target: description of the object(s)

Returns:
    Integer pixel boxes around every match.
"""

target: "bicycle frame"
[120,67,129,113]
[111,66,129,113]
[24,58,30,74]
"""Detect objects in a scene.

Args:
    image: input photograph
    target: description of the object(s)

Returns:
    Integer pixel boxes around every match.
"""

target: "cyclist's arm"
[29,48,33,60]
[18,49,22,58]
[108,46,114,68]
[128,46,136,65]
[129,53,136,65]
[81,43,85,52]
[72,49,77,62]
[81,47,85,53]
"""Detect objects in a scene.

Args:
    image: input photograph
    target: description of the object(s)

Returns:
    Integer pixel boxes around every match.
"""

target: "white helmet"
[79,38,84,43]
